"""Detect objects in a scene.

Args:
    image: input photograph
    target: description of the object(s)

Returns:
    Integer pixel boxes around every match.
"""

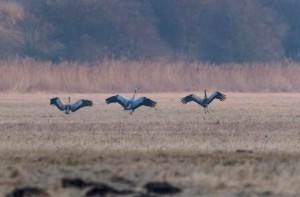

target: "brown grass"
[1,93,300,196]
[1,58,300,93]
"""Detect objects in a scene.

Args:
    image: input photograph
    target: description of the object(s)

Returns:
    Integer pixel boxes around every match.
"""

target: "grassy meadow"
[0,93,300,196]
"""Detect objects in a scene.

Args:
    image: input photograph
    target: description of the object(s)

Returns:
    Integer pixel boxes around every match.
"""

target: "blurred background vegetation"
[0,0,300,64]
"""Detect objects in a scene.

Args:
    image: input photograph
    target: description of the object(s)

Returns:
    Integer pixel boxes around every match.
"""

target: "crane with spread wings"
[181,90,226,113]
[106,88,157,115]
[50,97,93,114]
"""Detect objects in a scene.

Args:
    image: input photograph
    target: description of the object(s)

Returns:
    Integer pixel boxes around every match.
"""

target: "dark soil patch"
[6,187,49,197]
[62,178,97,189]
[144,182,181,195]
[85,184,133,196]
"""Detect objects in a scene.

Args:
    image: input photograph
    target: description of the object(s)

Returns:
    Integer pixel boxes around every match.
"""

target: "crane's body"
[181,90,226,113]
[50,97,93,114]
[106,88,157,115]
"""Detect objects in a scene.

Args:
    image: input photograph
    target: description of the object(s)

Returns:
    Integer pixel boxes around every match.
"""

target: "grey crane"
[181,90,226,113]
[50,97,93,114]
[105,88,157,115]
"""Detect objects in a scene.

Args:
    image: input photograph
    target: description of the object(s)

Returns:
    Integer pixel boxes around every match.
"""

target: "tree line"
[1,0,300,63]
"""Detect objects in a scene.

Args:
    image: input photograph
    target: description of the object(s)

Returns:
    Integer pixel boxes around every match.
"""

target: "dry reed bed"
[0,59,299,93]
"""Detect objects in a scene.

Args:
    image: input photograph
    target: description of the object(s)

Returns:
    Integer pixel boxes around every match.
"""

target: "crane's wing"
[105,95,129,108]
[181,94,203,104]
[71,99,93,112]
[207,91,226,104]
[50,97,65,111]
[133,97,157,109]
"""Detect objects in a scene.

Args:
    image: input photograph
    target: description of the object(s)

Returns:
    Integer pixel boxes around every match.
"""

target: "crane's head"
[68,97,71,103]
[134,87,140,93]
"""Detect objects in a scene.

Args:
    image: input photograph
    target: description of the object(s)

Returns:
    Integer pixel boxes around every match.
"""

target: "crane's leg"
[130,110,133,115]
[207,106,209,113]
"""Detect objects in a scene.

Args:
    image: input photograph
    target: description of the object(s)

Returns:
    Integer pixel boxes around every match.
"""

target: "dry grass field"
[0,93,300,196]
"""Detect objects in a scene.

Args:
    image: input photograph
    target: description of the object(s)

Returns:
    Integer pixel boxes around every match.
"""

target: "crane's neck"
[132,88,138,100]
[65,97,71,114]
[204,90,207,99]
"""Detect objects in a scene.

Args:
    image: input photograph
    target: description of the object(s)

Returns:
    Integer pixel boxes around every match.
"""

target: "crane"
[105,88,157,115]
[50,97,93,114]
[181,90,226,113]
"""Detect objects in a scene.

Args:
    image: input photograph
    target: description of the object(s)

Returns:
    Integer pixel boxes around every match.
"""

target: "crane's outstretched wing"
[207,91,226,104]
[70,99,93,112]
[50,97,65,111]
[105,95,129,108]
[133,97,157,109]
[181,94,203,104]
